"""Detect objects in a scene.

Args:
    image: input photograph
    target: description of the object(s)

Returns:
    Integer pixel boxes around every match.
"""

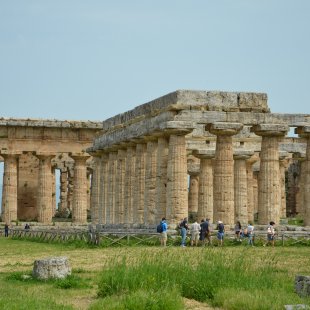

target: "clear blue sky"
[0,0,309,121]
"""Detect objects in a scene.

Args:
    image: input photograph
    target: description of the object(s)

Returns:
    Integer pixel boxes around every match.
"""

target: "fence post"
[282,233,284,246]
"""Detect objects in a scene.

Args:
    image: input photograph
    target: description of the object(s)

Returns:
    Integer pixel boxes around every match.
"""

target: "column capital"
[187,155,200,176]
[251,124,289,137]
[69,152,91,161]
[87,149,104,158]
[35,152,55,159]
[160,121,195,136]
[192,149,215,159]
[295,125,310,138]
[206,122,243,136]
[292,152,306,161]
[0,149,22,158]
[233,149,254,160]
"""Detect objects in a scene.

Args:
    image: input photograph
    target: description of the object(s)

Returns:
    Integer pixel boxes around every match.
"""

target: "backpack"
[157,223,163,233]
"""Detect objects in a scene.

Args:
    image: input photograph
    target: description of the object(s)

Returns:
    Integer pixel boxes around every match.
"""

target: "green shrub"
[54,274,89,289]
[91,287,183,310]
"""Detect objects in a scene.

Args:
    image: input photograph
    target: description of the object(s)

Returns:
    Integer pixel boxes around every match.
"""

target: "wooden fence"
[2,228,310,247]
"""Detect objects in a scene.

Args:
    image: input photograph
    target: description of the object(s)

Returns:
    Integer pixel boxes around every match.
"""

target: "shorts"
[191,231,200,242]
[267,234,274,241]
[160,232,167,240]
[217,232,224,240]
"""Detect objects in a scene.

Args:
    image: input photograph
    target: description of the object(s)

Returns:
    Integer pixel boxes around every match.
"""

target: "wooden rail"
[3,228,310,247]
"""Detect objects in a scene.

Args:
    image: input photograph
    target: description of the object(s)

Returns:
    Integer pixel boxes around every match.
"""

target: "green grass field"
[0,237,309,310]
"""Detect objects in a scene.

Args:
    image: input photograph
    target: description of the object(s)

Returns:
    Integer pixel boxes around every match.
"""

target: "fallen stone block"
[32,256,71,280]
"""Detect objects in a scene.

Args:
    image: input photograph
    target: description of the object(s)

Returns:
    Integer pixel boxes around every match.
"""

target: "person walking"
[234,221,242,241]
[216,221,225,246]
[179,217,189,247]
[190,220,201,246]
[247,222,255,246]
[4,223,9,237]
[200,218,211,246]
[160,217,168,247]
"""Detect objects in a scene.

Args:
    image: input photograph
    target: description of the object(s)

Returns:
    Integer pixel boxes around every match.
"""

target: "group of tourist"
[158,217,277,247]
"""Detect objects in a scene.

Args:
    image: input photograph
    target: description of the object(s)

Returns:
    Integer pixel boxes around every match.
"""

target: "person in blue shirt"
[216,221,225,246]
[160,217,168,247]
[4,223,9,237]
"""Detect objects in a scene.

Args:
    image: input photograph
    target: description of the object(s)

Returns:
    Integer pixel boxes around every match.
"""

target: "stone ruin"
[88,90,310,228]
[295,275,310,297]
[0,90,310,228]
[32,256,71,280]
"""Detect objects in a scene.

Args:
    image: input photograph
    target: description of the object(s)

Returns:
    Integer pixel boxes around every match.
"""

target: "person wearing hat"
[216,220,225,246]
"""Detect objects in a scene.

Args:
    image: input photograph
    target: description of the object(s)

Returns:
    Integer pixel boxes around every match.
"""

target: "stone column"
[123,145,135,226]
[98,153,109,225]
[86,168,92,213]
[207,122,243,225]
[115,149,126,224]
[246,154,259,223]
[234,151,253,226]
[51,166,56,217]
[156,136,168,221]
[37,154,54,224]
[144,138,158,226]
[67,169,74,213]
[252,168,259,220]
[193,150,214,223]
[279,152,290,219]
[59,167,68,212]
[134,142,147,225]
[252,124,289,225]
[293,153,306,218]
[89,153,101,225]
[296,126,310,226]
[71,154,90,224]
[106,151,117,225]
[1,152,19,223]
[166,132,189,225]
[188,173,199,220]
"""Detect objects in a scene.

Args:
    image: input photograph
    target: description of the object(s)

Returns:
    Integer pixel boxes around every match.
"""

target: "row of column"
[90,122,310,227]
[190,123,292,225]
[1,152,90,224]
[90,131,190,227]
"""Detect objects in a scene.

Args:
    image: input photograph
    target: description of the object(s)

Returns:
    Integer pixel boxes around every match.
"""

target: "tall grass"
[96,248,310,310]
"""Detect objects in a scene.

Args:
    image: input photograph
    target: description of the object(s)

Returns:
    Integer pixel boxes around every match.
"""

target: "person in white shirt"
[247,222,254,246]
[264,221,276,247]
[190,220,201,246]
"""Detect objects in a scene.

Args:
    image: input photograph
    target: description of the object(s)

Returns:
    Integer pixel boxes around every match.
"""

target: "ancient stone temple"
[1,90,310,228]
[88,90,309,228]
[0,119,101,224]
